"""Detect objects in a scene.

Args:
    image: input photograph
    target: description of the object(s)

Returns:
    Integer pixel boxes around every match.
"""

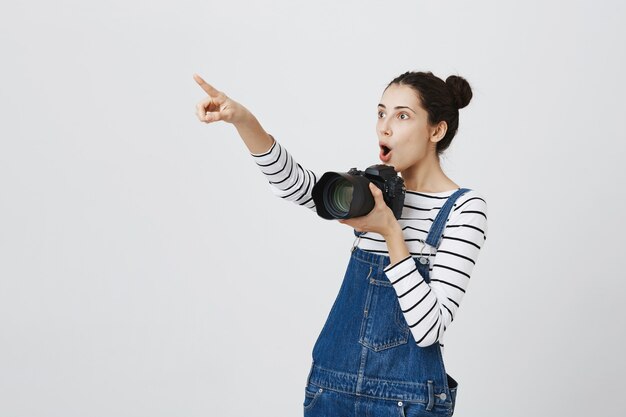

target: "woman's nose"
[378,118,391,136]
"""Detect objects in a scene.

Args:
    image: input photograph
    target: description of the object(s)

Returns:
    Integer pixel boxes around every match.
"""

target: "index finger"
[193,73,220,96]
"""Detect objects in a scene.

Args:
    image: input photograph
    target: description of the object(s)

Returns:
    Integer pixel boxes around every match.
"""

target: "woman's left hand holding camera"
[338,183,411,267]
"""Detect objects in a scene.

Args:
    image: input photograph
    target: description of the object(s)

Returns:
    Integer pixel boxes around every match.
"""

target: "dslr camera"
[312,164,406,220]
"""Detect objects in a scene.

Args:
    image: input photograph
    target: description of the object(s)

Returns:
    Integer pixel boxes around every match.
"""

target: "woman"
[194,71,488,416]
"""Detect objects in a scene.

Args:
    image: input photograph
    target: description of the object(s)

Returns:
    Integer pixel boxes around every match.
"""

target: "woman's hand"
[193,73,274,154]
[338,182,400,239]
[193,73,251,125]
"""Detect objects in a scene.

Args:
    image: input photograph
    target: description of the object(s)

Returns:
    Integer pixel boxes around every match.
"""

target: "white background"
[1,1,625,416]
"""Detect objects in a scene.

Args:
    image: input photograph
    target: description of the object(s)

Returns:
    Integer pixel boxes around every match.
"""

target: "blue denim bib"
[304,188,471,416]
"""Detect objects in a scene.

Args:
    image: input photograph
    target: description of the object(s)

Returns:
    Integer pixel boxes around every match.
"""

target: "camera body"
[312,164,406,220]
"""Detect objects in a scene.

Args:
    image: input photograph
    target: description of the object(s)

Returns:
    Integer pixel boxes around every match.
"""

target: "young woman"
[194,71,488,417]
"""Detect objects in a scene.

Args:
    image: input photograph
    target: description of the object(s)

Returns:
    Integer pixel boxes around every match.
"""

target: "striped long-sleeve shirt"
[251,135,488,353]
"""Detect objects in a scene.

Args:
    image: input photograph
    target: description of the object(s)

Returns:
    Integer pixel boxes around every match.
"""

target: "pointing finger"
[193,73,220,97]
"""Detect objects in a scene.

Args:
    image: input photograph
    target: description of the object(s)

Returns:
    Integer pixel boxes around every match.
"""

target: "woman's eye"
[377,111,408,119]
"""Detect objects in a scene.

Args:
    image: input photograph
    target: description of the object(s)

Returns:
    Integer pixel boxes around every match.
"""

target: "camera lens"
[312,170,378,219]
[324,177,354,218]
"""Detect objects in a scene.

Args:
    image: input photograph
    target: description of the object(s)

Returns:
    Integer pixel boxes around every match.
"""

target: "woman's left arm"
[383,193,488,347]
[339,184,488,347]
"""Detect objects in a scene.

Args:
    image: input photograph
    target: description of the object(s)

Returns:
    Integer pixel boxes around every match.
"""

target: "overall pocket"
[303,384,324,412]
[359,273,410,352]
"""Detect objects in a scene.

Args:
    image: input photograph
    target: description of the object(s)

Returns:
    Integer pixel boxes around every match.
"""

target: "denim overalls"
[303,188,471,417]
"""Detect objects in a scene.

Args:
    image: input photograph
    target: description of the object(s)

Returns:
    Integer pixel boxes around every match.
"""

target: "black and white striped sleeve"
[250,135,318,212]
[383,192,488,347]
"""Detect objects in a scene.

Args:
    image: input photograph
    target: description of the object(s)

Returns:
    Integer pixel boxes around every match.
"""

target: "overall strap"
[424,188,472,249]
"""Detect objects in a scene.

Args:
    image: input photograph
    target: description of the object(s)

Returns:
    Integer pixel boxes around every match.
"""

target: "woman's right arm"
[193,74,318,213]
[249,134,317,212]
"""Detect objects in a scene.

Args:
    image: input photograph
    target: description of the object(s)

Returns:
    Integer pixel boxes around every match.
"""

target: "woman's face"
[376,83,436,172]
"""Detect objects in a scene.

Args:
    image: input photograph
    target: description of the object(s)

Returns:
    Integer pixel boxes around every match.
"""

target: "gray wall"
[1,1,624,416]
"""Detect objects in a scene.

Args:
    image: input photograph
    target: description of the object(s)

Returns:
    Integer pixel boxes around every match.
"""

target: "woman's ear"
[430,121,448,143]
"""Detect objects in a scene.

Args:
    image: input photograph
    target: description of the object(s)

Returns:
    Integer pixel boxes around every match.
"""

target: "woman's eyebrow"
[377,104,416,114]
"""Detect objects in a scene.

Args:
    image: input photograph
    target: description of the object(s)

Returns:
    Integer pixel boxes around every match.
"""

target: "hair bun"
[445,75,472,109]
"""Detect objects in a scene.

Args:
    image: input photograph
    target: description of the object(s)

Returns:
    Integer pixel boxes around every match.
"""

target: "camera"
[312,164,406,220]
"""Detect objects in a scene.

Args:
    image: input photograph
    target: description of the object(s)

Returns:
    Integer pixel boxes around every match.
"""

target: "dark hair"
[386,71,473,155]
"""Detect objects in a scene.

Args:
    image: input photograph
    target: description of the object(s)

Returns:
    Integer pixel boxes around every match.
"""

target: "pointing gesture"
[193,73,250,125]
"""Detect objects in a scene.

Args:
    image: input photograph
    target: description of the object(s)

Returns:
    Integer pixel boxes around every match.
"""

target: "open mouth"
[379,145,392,163]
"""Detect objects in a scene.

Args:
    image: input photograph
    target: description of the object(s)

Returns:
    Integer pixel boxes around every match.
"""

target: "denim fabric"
[304,188,470,417]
